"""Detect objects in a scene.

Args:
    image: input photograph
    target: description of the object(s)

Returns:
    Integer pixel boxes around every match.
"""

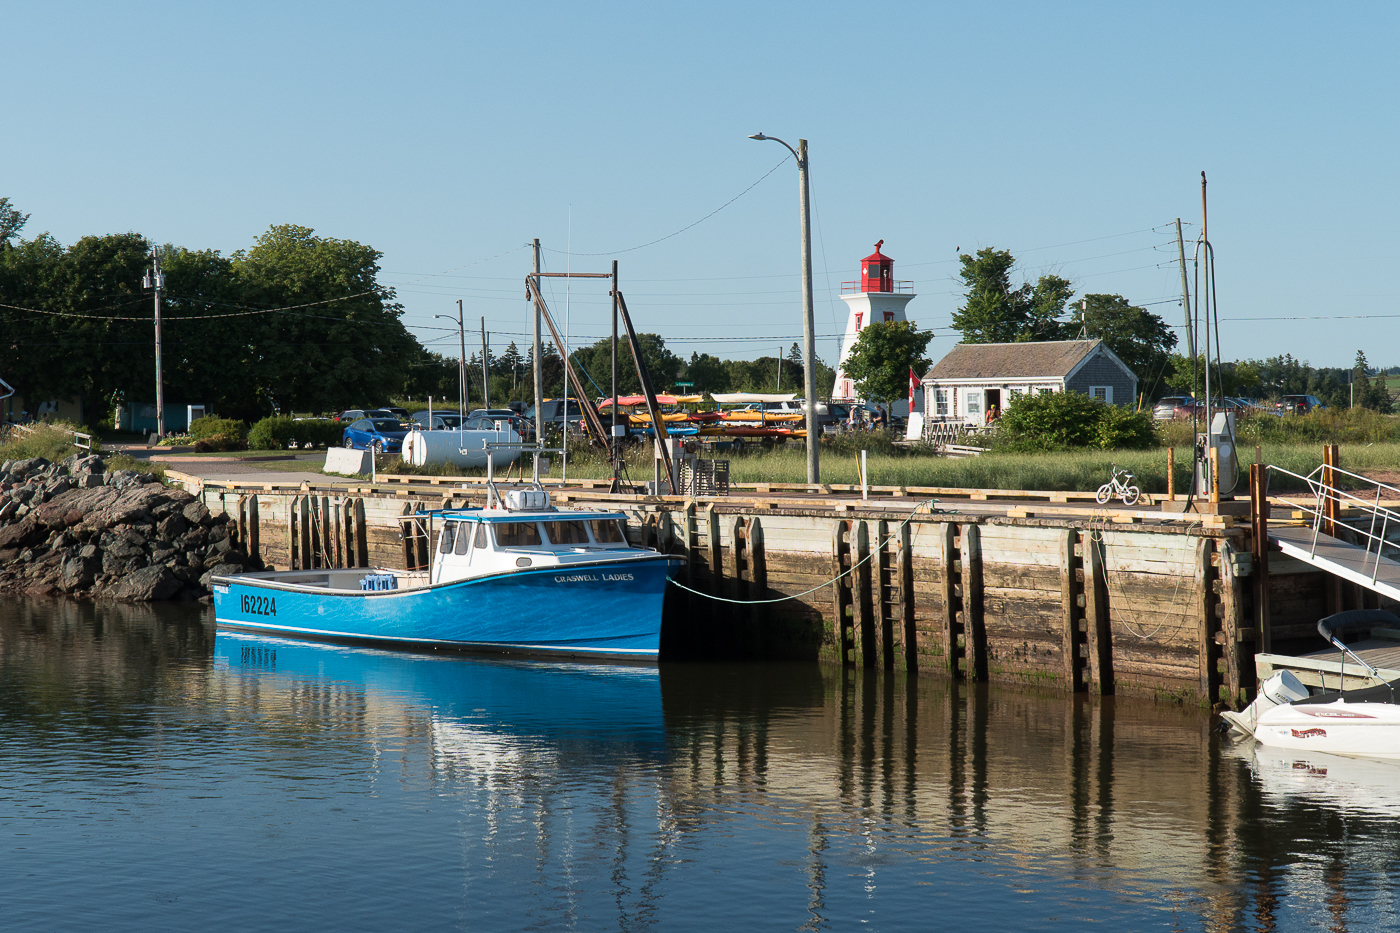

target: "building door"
[965,389,982,424]
[984,388,1001,422]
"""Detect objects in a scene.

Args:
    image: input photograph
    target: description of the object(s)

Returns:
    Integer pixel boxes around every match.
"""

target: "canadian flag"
[908,368,919,404]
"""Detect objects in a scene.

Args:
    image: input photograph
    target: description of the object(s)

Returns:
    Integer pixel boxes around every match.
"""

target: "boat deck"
[1257,633,1400,690]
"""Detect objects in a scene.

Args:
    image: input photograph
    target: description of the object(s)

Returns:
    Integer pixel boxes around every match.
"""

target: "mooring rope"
[666,498,940,604]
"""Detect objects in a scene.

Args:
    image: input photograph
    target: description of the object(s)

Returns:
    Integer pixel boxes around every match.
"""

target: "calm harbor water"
[2,598,1398,931]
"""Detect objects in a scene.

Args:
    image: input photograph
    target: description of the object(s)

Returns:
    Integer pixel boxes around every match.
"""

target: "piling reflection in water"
[4,599,1400,930]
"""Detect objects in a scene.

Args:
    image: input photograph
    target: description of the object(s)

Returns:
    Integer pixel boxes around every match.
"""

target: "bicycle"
[1095,466,1140,505]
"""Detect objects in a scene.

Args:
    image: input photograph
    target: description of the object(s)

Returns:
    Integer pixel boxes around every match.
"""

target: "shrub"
[248,416,344,450]
[994,393,1159,452]
[189,416,249,440]
[193,433,249,453]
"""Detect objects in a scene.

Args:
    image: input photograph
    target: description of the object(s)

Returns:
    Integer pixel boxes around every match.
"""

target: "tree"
[1354,350,1394,413]
[840,321,933,407]
[681,352,729,394]
[564,333,682,398]
[0,197,29,246]
[1078,294,1177,390]
[951,248,1073,344]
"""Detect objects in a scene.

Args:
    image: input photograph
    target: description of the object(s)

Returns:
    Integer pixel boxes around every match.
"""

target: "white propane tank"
[402,429,520,470]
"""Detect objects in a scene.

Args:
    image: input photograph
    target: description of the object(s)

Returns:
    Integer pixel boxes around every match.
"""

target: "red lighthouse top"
[860,240,893,293]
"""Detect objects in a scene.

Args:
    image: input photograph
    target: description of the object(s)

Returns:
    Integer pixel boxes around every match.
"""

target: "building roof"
[924,339,1107,381]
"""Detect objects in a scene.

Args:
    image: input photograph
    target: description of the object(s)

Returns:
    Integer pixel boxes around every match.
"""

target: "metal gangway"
[1266,463,1400,603]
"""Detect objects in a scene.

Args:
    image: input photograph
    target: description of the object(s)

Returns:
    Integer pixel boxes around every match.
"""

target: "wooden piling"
[854,522,875,668]
[1322,444,1343,615]
[1250,463,1272,653]
[1059,528,1086,692]
[299,496,312,570]
[897,521,915,673]
[1082,530,1112,694]
[287,496,300,570]
[938,522,960,677]
[1167,448,1175,500]
[876,520,895,671]
[353,499,368,568]
[960,523,986,682]
[1195,538,1220,702]
[832,521,855,666]
[706,505,722,597]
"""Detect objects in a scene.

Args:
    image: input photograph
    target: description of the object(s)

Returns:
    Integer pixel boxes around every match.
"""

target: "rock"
[151,547,176,564]
[60,553,99,590]
[198,562,244,588]
[106,470,143,490]
[46,477,72,497]
[0,500,15,522]
[108,565,182,601]
[157,513,188,540]
[182,501,211,525]
[7,458,48,481]
[78,474,105,489]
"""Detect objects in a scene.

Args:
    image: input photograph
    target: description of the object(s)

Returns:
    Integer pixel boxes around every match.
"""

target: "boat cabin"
[429,507,635,584]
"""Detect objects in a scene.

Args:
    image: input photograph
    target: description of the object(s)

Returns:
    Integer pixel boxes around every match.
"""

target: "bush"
[994,393,1158,452]
[193,433,248,453]
[248,416,345,450]
[189,416,249,440]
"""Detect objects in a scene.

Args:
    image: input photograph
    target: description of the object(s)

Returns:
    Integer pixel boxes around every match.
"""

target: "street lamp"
[749,133,819,484]
[435,299,468,418]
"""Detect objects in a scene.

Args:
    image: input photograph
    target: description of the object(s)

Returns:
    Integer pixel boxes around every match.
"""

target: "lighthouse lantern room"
[833,240,918,407]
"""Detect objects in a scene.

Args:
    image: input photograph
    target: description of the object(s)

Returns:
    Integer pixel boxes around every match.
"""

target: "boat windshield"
[541,520,589,546]
[439,521,459,553]
[588,519,627,544]
[493,522,542,547]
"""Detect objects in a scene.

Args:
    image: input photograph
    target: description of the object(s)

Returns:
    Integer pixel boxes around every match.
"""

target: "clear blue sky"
[6,1,1397,377]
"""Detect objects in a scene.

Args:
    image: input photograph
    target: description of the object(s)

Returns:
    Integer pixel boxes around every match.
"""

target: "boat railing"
[1267,463,1400,584]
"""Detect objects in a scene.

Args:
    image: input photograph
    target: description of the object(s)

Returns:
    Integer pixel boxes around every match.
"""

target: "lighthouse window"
[868,264,880,277]
[884,311,895,322]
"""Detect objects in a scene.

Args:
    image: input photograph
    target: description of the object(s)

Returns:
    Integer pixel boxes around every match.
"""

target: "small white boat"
[1223,610,1400,760]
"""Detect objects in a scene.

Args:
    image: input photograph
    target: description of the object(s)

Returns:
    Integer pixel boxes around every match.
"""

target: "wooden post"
[1209,446,1221,503]
[299,496,312,571]
[288,496,300,571]
[1195,537,1219,702]
[832,520,855,666]
[1082,530,1113,694]
[938,522,959,676]
[961,523,986,682]
[400,503,414,571]
[683,502,697,588]
[897,521,916,674]
[1167,447,1176,501]
[749,516,766,601]
[729,515,750,604]
[247,495,260,568]
[876,519,895,670]
[1221,542,1246,708]
[1322,444,1342,614]
[1250,463,1272,654]
[353,499,368,568]
[1059,528,1085,692]
[706,505,722,597]
[308,497,323,569]
[854,521,875,668]
[321,496,332,569]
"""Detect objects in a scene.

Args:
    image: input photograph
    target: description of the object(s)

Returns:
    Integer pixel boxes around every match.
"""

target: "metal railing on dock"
[1266,463,1400,584]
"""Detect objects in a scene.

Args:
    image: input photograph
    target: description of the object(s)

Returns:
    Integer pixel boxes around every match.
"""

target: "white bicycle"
[1095,466,1140,505]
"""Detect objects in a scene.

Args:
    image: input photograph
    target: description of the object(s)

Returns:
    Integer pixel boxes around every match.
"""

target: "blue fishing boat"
[211,486,682,659]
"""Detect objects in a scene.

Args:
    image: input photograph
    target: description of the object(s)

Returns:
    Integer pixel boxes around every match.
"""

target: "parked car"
[381,406,410,422]
[410,410,463,430]
[336,408,395,423]
[524,399,589,433]
[1277,394,1325,415]
[342,417,409,453]
[1152,396,1195,420]
[469,408,532,439]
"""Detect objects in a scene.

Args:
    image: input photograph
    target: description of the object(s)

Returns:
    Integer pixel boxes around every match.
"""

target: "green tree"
[1078,294,1177,389]
[0,197,29,245]
[840,321,933,406]
[682,352,729,394]
[564,333,681,398]
[1354,350,1394,413]
[951,248,1074,343]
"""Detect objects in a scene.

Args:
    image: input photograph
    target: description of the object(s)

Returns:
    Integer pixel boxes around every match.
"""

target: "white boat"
[1223,610,1400,759]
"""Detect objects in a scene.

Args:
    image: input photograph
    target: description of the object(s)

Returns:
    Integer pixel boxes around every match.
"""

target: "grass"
[373,436,1400,495]
[0,422,101,463]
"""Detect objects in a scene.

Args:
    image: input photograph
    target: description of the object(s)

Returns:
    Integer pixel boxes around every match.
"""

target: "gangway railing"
[1267,463,1400,586]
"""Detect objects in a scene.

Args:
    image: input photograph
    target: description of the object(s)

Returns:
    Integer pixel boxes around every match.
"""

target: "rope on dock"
[666,499,940,604]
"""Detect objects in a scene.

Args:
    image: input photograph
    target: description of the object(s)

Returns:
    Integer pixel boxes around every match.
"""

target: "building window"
[1008,387,1024,404]
[934,389,949,416]
[854,313,863,331]
[883,311,894,322]
[1090,386,1113,404]
[1038,386,1056,395]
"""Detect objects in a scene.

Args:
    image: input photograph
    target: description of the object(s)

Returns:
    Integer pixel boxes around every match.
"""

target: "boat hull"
[1254,700,1400,760]
[212,555,681,660]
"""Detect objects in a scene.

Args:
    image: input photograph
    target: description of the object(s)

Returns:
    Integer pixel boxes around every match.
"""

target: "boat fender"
[360,573,399,592]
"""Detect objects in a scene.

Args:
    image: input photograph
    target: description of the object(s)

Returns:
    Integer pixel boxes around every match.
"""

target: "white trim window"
[965,390,982,420]
[1090,386,1113,404]
[934,388,949,417]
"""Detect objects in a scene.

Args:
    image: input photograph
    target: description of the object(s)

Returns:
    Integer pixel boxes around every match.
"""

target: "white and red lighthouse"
[832,240,916,404]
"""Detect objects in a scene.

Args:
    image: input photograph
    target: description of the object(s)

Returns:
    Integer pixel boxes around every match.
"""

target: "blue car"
[342,417,409,453]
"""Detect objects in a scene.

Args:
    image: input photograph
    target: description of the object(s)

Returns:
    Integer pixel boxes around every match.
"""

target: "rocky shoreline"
[0,454,253,602]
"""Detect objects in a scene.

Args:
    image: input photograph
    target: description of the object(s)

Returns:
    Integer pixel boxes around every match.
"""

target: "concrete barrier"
[324,447,371,476]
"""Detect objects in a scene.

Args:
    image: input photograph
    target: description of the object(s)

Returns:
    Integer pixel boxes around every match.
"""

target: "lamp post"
[749,133,818,484]
[435,300,467,418]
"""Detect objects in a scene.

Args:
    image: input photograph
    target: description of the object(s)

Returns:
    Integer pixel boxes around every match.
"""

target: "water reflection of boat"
[1227,741,1400,818]
[213,631,667,765]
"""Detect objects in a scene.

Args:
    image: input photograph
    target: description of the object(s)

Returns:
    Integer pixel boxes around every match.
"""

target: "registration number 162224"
[240,593,277,616]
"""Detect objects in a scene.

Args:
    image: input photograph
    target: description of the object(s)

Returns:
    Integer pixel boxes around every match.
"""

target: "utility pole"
[611,260,620,487]
[1175,218,1196,361]
[458,300,468,414]
[480,316,490,410]
[143,248,166,441]
[532,239,543,447]
[797,139,818,485]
